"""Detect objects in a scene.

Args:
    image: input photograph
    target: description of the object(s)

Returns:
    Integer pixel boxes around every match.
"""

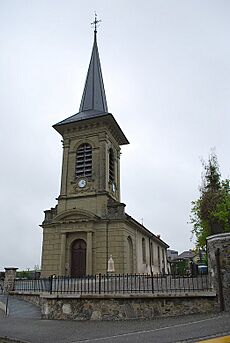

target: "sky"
[0,0,229,270]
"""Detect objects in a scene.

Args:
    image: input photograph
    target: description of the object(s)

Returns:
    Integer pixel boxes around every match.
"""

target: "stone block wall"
[207,233,230,311]
[40,293,216,321]
[3,268,17,293]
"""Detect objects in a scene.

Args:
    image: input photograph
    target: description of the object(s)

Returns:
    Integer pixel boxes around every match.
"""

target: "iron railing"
[14,274,212,295]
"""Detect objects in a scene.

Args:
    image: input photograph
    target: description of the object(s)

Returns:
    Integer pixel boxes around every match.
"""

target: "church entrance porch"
[71,239,87,277]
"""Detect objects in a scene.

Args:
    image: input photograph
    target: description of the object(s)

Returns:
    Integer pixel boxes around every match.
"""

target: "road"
[0,312,230,343]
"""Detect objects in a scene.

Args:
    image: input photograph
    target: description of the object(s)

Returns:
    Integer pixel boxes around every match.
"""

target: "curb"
[0,300,6,314]
[197,335,230,342]
[0,295,10,316]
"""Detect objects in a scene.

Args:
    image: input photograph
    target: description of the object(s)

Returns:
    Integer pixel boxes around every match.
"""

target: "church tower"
[40,20,169,277]
[53,27,128,217]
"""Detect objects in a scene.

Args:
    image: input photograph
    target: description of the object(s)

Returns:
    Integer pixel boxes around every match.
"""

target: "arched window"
[150,242,154,265]
[142,238,146,263]
[127,236,134,274]
[75,143,92,178]
[109,149,115,182]
[162,248,165,273]
[157,246,160,269]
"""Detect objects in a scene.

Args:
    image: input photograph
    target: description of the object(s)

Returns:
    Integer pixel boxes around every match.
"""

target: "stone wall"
[39,293,216,321]
[207,233,230,312]
[3,268,17,293]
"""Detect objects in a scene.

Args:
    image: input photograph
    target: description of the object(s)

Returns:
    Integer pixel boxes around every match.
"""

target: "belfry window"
[109,149,115,182]
[75,143,92,178]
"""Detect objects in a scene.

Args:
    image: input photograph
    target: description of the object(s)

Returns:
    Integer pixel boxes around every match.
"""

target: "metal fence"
[14,274,212,295]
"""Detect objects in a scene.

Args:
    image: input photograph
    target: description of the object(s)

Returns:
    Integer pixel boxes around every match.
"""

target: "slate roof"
[79,32,108,113]
[126,214,169,248]
[177,250,195,260]
[54,109,109,127]
[54,32,109,128]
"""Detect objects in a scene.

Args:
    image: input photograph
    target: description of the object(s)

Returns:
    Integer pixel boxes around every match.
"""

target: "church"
[40,22,169,277]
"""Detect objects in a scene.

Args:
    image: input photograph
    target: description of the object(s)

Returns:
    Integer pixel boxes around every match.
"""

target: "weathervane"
[91,12,101,33]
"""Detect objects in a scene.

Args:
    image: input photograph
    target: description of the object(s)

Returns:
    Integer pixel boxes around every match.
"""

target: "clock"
[112,183,116,193]
[78,179,87,188]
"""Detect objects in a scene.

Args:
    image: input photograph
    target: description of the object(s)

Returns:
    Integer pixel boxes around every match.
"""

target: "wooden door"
[71,239,86,277]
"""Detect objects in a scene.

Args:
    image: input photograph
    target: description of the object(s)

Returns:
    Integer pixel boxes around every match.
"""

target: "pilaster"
[98,136,107,192]
[59,233,67,276]
[117,149,121,201]
[87,232,93,274]
[60,138,70,197]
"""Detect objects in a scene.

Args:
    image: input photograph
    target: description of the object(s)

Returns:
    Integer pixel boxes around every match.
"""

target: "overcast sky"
[0,0,229,270]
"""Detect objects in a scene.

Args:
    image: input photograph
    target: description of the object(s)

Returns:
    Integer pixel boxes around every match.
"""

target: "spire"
[79,15,108,113]
[53,15,130,148]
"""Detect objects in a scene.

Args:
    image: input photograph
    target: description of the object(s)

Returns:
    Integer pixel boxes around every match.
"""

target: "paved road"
[0,295,40,319]
[0,311,230,343]
[0,295,229,343]
[0,310,4,319]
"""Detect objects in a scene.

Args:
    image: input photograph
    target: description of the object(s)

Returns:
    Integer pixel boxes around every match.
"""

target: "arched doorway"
[71,239,87,277]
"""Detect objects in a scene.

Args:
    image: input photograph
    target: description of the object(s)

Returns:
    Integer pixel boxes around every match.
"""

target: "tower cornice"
[53,113,129,145]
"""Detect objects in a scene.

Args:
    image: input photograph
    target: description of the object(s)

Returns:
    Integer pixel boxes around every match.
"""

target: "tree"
[191,153,230,248]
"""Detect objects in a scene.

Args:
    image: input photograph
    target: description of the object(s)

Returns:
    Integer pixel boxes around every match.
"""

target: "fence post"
[207,233,230,312]
[49,276,53,295]
[98,273,101,294]
[151,270,154,293]
[5,293,9,316]
[3,268,18,294]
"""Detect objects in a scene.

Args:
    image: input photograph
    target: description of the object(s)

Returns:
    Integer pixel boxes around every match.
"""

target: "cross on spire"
[91,12,101,34]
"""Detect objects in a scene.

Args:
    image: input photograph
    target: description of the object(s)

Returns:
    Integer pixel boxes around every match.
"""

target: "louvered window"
[109,149,115,182]
[75,143,92,178]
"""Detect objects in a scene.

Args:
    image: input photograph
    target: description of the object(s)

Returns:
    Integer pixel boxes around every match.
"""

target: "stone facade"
[39,294,216,320]
[41,203,169,277]
[207,233,230,311]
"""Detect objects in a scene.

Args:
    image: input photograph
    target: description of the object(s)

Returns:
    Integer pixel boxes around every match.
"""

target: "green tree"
[191,153,230,248]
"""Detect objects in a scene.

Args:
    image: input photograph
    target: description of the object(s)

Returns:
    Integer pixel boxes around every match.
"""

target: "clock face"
[78,179,87,188]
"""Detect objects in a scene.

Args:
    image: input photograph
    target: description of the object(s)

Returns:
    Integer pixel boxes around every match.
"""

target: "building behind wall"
[167,249,179,261]
[40,26,169,277]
